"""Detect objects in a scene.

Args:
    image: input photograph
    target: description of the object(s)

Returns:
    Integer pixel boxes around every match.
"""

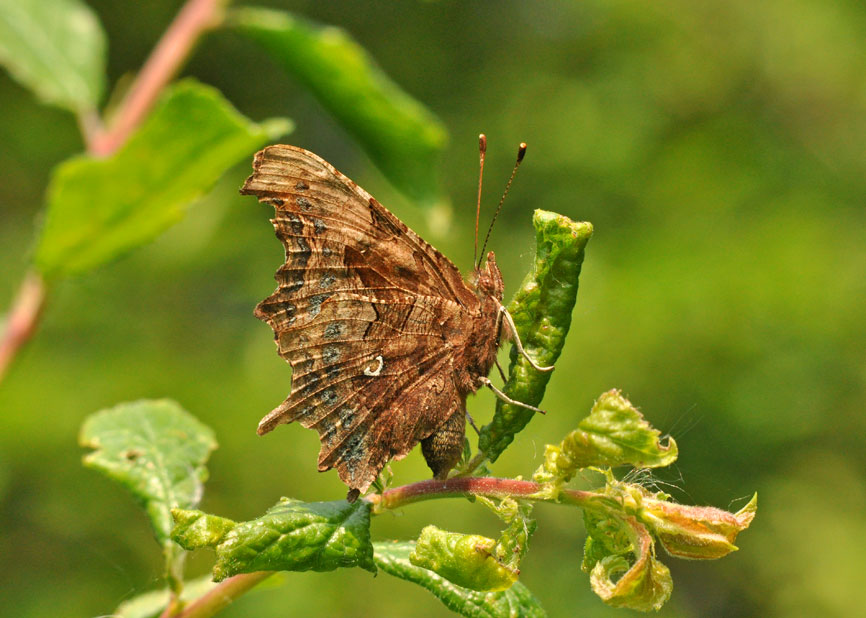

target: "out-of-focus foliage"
[0,0,105,112]
[36,80,290,278]
[1,0,865,616]
[229,6,448,207]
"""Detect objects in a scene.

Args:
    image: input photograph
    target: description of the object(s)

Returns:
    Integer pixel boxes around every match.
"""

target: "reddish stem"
[176,572,273,618]
[368,476,595,512]
[88,0,227,156]
[0,272,46,383]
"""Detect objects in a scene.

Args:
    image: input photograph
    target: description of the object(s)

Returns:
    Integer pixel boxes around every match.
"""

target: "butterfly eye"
[363,355,384,377]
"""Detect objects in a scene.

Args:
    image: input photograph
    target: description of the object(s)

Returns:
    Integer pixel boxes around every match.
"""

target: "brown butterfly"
[241,137,550,500]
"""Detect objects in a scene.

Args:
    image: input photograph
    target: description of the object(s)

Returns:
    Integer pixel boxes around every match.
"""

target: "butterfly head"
[475,250,504,301]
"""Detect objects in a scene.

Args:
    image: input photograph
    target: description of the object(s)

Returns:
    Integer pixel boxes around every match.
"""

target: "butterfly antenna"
[478,142,526,267]
[474,134,487,268]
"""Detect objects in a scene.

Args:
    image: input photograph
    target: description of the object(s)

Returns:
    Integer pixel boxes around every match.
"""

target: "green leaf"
[80,399,216,542]
[229,7,448,206]
[586,515,673,612]
[172,498,376,581]
[494,499,536,572]
[80,399,217,586]
[35,79,292,279]
[0,0,106,112]
[478,210,593,462]
[171,509,237,549]
[582,507,634,574]
[375,542,547,618]
[534,390,678,484]
[410,526,517,592]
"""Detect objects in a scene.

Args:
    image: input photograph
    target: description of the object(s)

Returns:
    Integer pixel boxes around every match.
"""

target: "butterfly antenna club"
[478,142,527,267]
[474,133,487,268]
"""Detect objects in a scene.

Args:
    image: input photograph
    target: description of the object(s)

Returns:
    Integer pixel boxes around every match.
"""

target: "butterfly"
[241,137,549,501]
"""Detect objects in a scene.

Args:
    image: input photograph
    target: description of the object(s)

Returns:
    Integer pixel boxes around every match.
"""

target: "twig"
[88,0,227,155]
[0,272,46,382]
[368,476,595,512]
[176,572,273,618]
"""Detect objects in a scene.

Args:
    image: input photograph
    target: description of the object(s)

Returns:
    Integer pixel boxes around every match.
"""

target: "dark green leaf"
[35,79,291,279]
[172,498,376,581]
[376,542,546,618]
[0,0,106,112]
[229,7,448,206]
[478,210,593,461]
[535,390,678,484]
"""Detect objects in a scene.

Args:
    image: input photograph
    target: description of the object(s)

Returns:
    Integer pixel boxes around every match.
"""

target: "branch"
[175,572,273,618]
[0,272,46,382]
[87,0,228,155]
[368,476,596,513]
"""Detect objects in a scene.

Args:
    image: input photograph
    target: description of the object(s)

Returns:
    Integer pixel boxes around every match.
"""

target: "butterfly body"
[241,145,504,496]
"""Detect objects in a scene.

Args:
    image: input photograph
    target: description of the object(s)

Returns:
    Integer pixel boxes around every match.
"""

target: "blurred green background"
[2,0,865,616]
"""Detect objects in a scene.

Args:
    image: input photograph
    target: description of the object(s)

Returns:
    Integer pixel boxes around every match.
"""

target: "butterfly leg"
[478,376,546,415]
[493,356,508,383]
[496,303,555,373]
[466,410,481,435]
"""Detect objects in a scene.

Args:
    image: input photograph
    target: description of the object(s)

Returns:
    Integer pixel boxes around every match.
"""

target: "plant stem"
[176,572,273,618]
[88,0,227,155]
[0,271,46,383]
[367,476,596,513]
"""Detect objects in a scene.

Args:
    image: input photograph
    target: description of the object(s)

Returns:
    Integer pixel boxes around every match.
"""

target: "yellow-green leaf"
[0,0,106,111]
[410,526,517,592]
[35,79,291,279]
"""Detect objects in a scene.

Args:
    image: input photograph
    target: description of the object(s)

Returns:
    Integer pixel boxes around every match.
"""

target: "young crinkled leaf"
[171,498,376,581]
[478,210,593,463]
[79,399,217,585]
[586,515,673,612]
[228,6,448,207]
[0,0,106,112]
[476,496,537,574]
[622,486,757,560]
[35,79,291,279]
[410,526,517,592]
[375,542,546,618]
[534,389,677,485]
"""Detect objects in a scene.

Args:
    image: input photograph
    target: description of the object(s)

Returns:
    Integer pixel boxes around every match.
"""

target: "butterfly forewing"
[242,145,488,493]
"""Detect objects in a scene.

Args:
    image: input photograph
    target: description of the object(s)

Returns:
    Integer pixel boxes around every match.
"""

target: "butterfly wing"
[241,145,477,493]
